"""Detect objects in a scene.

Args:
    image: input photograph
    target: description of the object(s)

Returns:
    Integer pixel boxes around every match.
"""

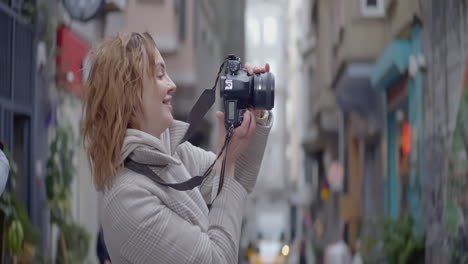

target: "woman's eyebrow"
[157,62,165,71]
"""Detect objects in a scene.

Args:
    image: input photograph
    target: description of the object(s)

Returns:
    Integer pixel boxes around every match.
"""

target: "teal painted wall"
[380,25,423,224]
[408,25,423,231]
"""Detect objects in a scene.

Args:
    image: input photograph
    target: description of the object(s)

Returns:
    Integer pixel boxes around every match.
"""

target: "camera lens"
[252,72,275,110]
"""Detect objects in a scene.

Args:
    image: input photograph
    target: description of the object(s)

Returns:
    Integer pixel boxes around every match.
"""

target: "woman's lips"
[163,96,172,105]
[163,96,173,111]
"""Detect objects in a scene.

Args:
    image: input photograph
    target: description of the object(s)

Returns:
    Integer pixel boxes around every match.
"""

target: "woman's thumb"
[216,111,227,141]
[216,111,225,121]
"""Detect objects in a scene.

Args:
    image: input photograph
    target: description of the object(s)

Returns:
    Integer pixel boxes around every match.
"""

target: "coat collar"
[120,120,190,166]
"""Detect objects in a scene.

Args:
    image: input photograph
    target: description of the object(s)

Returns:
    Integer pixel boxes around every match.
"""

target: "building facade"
[288,0,341,262]
[331,0,387,248]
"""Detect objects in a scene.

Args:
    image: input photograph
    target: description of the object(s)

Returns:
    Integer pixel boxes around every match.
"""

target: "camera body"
[219,56,275,128]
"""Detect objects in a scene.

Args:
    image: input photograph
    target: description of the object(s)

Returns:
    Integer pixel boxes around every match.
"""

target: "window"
[360,0,385,17]
[247,18,261,46]
[13,114,31,209]
[263,17,278,45]
[304,154,315,184]
[367,0,378,6]
[176,0,186,41]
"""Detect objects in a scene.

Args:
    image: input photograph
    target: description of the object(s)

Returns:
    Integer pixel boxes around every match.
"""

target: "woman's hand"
[244,63,270,119]
[214,63,270,175]
[215,110,256,174]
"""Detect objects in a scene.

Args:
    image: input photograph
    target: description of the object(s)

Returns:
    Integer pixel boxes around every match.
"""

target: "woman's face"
[140,47,176,138]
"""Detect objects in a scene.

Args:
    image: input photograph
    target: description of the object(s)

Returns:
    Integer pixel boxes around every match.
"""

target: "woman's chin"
[164,114,174,127]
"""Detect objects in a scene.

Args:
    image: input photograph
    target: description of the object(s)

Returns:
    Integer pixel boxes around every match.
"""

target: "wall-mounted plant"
[45,126,90,264]
[382,214,425,264]
[0,148,40,263]
[362,214,425,264]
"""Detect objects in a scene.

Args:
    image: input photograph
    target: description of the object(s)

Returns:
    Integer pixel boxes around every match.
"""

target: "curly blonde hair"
[82,32,159,191]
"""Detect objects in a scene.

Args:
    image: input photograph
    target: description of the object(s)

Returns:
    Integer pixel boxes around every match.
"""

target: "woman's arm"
[234,111,272,193]
[102,176,247,264]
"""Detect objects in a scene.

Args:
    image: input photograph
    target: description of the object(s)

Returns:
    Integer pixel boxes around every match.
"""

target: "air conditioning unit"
[360,0,385,18]
[105,0,127,12]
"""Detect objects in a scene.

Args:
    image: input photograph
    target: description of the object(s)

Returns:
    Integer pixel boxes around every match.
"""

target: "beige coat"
[101,116,272,264]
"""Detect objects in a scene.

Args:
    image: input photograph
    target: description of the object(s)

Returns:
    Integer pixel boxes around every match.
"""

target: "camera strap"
[125,56,237,201]
[181,55,235,143]
[125,159,205,191]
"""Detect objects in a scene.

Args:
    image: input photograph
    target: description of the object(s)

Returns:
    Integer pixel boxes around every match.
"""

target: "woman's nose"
[168,77,176,94]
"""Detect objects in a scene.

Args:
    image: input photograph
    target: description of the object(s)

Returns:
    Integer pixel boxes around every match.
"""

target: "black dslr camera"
[220,55,275,128]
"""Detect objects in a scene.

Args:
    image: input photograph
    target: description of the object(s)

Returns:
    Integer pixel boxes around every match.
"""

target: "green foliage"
[449,230,468,264]
[313,246,324,263]
[45,126,90,263]
[447,90,468,264]
[361,218,385,263]
[362,215,425,264]
[7,220,23,255]
[21,0,36,24]
[56,223,90,264]
[46,126,75,226]
[0,148,39,259]
[382,214,425,264]
[11,197,40,244]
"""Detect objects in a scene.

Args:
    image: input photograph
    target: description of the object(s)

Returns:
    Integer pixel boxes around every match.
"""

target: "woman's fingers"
[216,111,226,135]
[244,63,254,75]
[236,110,251,138]
[245,63,270,75]
[216,111,224,121]
[247,111,256,137]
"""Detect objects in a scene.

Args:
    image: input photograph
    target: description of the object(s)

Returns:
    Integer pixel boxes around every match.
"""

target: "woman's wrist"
[215,159,235,177]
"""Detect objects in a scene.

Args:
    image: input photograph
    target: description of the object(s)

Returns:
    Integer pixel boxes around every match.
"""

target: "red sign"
[401,121,411,155]
[56,24,90,98]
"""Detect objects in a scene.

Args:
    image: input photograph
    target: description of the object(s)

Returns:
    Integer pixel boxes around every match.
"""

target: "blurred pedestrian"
[0,142,9,196]
[82,32,272,263]
[324,240,352,264]
[299,239,307,264]
[97,227,111,264]
[351,239,363,264]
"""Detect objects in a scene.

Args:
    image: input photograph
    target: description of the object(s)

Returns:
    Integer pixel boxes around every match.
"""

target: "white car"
[257,240,289,264]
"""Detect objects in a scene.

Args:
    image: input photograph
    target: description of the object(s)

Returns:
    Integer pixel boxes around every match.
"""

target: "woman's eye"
[158,72,165,79]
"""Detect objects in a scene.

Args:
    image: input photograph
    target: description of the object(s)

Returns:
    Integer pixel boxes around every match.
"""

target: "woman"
[82,32,272,263]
